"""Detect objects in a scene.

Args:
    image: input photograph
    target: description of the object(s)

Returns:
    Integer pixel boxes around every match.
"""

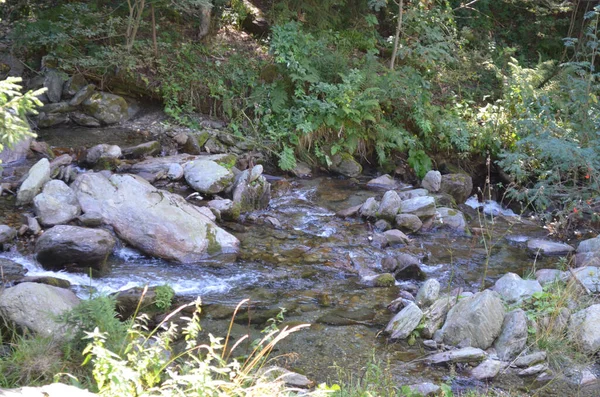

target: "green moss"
[374,273,396,287]
[215,154,237,170]
[196,130,210,148]
[205,225,222,256]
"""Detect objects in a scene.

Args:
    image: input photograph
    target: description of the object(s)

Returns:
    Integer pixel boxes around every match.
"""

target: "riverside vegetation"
[1,0,600,396]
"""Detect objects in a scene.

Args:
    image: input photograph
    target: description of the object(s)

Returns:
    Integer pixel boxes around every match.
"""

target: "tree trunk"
[151,3,158,57]
[389,0,404,70]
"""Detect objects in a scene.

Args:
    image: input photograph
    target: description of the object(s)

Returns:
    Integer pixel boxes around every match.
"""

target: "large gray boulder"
[81,92,131,125]
[494,309,528,360]
[440,290,505,349]
[568,304,600,354]
[330,153,362,178]
[492,272,542,304]
[16,158,51,206]
[377,190,402,221]
[35,225,116,275]
[33,180,81,226]
[184,159,234,194]
[399,196,436,219]
[385,302,423,340]
[72,173,239,262]
[0,282,79,338]
[440,173,473,204]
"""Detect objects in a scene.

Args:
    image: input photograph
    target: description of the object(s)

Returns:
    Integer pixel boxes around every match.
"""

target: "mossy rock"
[82,92,130,125]
[374,273,396,287]
[330,152,362,178]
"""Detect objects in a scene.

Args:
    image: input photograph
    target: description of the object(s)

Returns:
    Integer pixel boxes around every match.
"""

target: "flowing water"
[1,124,594,395]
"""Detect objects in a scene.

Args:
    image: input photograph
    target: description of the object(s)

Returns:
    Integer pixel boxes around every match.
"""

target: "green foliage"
[153,285,174,311]
[0,77,43,163]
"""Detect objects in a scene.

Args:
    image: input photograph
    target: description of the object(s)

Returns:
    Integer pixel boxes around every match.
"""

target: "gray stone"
[82,92,131,125]
[434,207,468,233]
[422,170,442,193]
[399,196,436,219]
[62,74,88,98]
[86,144,122,166]
[416,279,440,308]
[0,282,79,338]
[441,290,505,349]
[383,229,410,245]
[69,111,101,127]
[167,163,184,180]
[44,69,64,103]
[330,153,362,178]
[568,304,600,354]
[494,309,528,360]
[0,136,32,165]
[471,359,503,380]
[204,137,228,154]
[0,258,26,282]
[122,141,160,159]
[232,169,271,213]
[518,364,548,376]
[527,239,574,256]
[68,84,96,106]
[422,296,455,339]
[366,174,397,189]
[35,225,116,275]
[374,219,391,232]
[398,188,428,200]
[290,161,312,178]
[440,173,473,204]
[570,266,600,293]
[262,366,313,389]
[377,190,402,221]
[535,269,569,286]
[358,197,379,219]
[184,160,234,194]
[513,351,546,368]
[33,180,81,226]
[0,225,17,248]
[16,158,51,206]
[78,211,104,227]
[385,302,423,340]
[130,154,234,182]
[391,253,426,281]
[406,383,440,396]
[73,173,239,262]
[336,204,362,218]
[426,347,486,365]
[0,383,95,397]
[41,101,75,114]
[577,235,600,254]
[208,199,237,220]
[37,112,69,127]
[395,213,423,233]
[492,272,542,304]
[26,215,41,235]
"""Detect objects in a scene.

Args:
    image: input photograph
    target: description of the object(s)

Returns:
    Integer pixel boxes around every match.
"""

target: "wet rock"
[399,196,436,219]
[37,112,69,128]
[383,229,410,245]
[184,159,234,194]
[33,180,81,226]
[440,173,473,204]
[16,276,71,289]
[377,190,402,221]
[535,269,568,286]
[208,199,238,221]
[41,101,75,114]
[374,219,391,232]
[290,161,312,178]
[398,188,428,200]
[471,359,503,380]
[373,273,396,287]
[35,225,116,275]
[232,166,271,213]
[16,158,51,206]
[81,92,131,125]
[406,383,440,396]
[44,69,64,103]
[426,347,486,365]
[395,213,422,233]
[492,272,542,304]
[62,74,88,98]
[422,296,455,339]
[330,153,362,178]
[167,163,184,180]
[518,364,548,376]
[440,290,505,349]
[316,308,375,326]
[385,253,426,281]
[416,279,440,308]
[513,351,546,368]
[0,383,96,397]
[26,215,42,235]
[69,111,101,127]
[358,197,379,219]
[366,174,397,190]
[73,173,239,262]
[122,141,160,159]
[527,239,574,256]
[0,258,26,282]
[0,282,79,339]
[336,204,362,218]
[494,309,528,360]
[434,207,468,233]
[86,144,122,166]
[385,302,423,340]
[0,225,17,249]
[568,304,600,354]
[569,266,600,293]
[422,170,442,193]
[68,84,96,106]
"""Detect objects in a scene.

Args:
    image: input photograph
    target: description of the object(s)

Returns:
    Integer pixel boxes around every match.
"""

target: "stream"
[0,123,591,396]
